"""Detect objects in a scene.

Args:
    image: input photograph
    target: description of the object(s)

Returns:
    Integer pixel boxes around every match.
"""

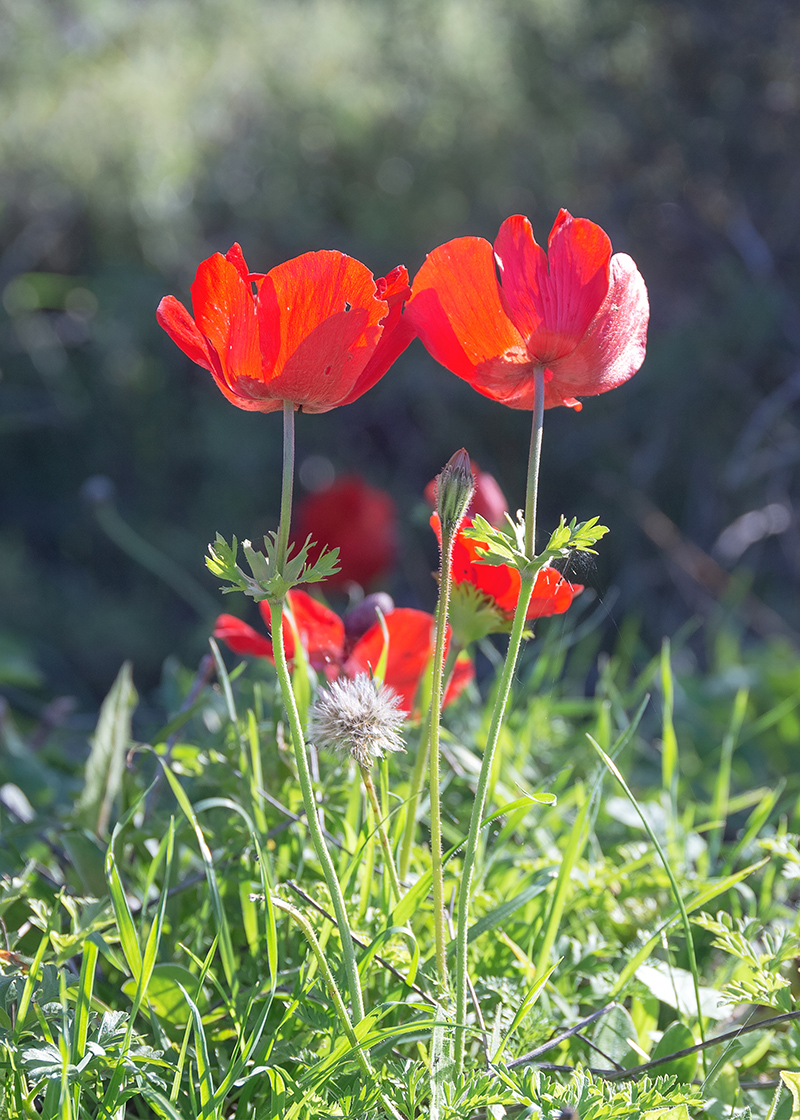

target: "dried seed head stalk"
[308,674,406,767]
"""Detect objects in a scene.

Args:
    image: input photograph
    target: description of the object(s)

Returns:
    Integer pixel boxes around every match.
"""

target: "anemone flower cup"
[157,245,414,412]
[214,590,473,715]
[407,210,648,411]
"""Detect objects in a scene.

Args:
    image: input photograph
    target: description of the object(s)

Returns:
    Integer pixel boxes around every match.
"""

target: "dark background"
[1,0,799,707]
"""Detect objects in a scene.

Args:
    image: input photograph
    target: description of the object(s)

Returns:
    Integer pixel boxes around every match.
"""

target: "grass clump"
[1,619,799,1119]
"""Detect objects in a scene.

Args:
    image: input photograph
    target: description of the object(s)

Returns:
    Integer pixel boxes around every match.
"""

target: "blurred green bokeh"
[1,0,798,701]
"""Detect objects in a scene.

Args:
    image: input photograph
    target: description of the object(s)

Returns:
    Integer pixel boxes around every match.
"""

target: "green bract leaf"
[205,532,340,603]
[461,512,609,577]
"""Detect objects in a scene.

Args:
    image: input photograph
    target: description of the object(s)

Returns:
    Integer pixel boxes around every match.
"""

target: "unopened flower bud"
[435,448,475,541]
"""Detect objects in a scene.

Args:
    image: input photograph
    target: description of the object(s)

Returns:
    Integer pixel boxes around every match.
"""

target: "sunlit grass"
[1,618,800,1118]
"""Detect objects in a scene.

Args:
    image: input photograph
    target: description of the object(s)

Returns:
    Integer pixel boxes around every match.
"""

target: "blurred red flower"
[157,246,414,413]
[424,460,509,528]
[431,513,582,644]
[214,590,472,714]
[294,475,397,588]
[407,210,648,411]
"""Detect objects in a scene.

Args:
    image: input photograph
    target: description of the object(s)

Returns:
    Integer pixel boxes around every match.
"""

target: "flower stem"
[429,532,457,989]
[273,896,403,1120]
[275,400,296,573]
[454,373,545,1072]
[397,644,458,883]
[270,401,364,1023]
[524,367,545,559]
[360,764,403,905]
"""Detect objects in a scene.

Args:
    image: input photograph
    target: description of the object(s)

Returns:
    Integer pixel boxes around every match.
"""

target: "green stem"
[429,532,456,989]
[272,897,403,1120]
[524,367,545,559]
[397,646,457,882]
[272,601,365,1021]
[360,764,403,905]
[454,376,545,1073]
[275,400,295,573]
[270,402,364,1023]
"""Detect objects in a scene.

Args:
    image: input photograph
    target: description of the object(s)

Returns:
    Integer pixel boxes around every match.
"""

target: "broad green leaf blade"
[75,661,137,837]
[650,1021,697,1082]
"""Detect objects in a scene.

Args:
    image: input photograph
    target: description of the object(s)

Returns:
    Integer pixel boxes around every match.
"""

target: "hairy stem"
[429,530,456,989]
[397,645,457,882]
[360,764,403,905]
[273,896,403,1119]
[524,367,545,559]
[275,400,295,574]
[454,374,545,1072]
[269,401,364,1022]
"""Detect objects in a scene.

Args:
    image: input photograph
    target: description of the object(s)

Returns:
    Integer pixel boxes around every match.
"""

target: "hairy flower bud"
[434,448,475,542]
[308,674,406,767]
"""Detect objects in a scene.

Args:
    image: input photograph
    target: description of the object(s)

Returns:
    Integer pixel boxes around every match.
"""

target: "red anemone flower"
[293,475,397,588]
[343,608,473,715]
[431,513,583,645]
[157,246,414,412]
[407,210,648,411]
[214,591,344,674]
[214,590,473,715]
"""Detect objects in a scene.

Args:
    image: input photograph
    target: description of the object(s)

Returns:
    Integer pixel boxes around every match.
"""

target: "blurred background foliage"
[1,0,799,709]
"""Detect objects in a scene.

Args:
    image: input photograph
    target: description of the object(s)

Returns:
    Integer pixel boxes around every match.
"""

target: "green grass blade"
[535,782,590,976]
[70,937,98,1065]
[492,959,559,1064]
[660,639,678,830]
[588,734,707,1073]
[161,766,238,992]
[178,983,216,1117]
[105,850,142,984]
[75,660,137,838]
[709,687,748,866]
[170,937,219,1104]
[209,636,237,724]
[722,782,784,875]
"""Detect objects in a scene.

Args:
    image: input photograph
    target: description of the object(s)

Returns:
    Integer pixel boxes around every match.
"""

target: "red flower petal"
[527,566,583,619]
[186,248,267,411]
[444,653,475,706]
[339,266,416,405]
[545,252,649,402]
[294,476,397,588]
[407,238,534,405]
[255,251,387,412]
[344,608,436,714]
[433,515,583,621]
[213,614,275,660]
[494,211,611,364]
[258,589,345,671]
[156,295,214,372]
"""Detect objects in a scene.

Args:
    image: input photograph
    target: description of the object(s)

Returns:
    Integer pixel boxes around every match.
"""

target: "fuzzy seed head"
[308,674,406,767]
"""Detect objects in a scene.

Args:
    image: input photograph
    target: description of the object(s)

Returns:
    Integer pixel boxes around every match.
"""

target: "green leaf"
[207,531,340,604]
[781,1072,800,1120]
[75,661,137,837]
[650,1021,697,1082]
[447,869,555,956]
[122,964,205,1027]
[592,1003,641,1069]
